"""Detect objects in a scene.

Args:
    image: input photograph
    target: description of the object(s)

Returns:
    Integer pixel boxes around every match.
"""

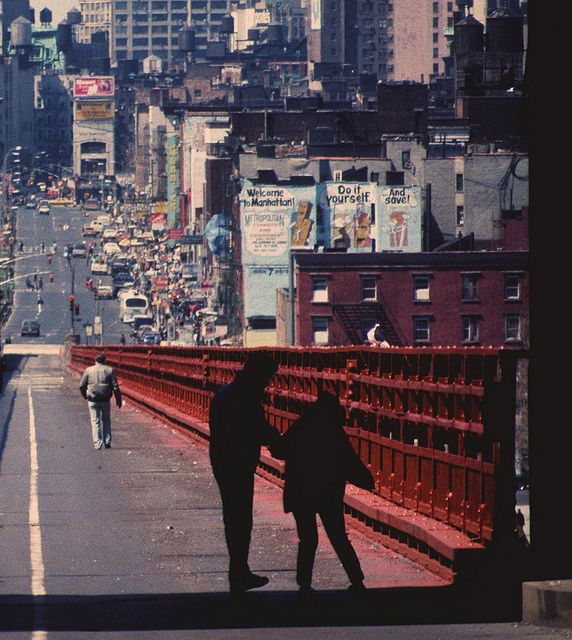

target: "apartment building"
[111,0,188,65]
[188,0,230,57]
[77,0,112,44]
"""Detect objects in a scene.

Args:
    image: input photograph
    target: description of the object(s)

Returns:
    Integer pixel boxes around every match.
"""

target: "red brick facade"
[294,250,529,348]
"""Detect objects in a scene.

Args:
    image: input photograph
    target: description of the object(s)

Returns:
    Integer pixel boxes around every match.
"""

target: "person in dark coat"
[275,391,374,598]
[209,352,280,594]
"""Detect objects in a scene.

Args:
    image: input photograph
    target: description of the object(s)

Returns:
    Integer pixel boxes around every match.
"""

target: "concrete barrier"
[522,580,572,628]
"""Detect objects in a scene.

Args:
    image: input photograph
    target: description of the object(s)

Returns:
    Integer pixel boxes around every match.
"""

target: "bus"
[119,291,150,324]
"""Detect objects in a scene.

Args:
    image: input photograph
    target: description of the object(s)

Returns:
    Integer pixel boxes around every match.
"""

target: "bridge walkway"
[0,349,533,636]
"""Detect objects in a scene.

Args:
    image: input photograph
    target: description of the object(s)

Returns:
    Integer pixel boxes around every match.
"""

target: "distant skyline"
[31,0,76,26]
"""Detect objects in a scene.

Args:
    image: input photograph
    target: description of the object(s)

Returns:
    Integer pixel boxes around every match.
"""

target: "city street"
[3,203,126,346]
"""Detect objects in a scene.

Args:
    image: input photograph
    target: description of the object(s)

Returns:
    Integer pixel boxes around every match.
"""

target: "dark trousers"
[216,471,255,584]
[293,494,364,589]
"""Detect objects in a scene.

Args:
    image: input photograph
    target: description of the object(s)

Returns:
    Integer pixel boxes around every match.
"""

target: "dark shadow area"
[0,583,523,632]
[0,355,33,465]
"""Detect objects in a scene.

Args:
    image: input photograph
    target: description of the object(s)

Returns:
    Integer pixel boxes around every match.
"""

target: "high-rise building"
[188,0,230,57]
[307,0,459,84]
[77,0,112,44]
[111,0,188,66]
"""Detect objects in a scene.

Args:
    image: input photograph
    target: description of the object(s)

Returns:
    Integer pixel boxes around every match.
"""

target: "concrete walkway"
[0,350,569,638]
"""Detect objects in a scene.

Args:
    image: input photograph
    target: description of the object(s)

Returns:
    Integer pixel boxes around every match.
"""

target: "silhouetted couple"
[209,352,374,597]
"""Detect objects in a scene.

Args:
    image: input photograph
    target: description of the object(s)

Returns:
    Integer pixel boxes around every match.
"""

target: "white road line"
[28,387,48,640]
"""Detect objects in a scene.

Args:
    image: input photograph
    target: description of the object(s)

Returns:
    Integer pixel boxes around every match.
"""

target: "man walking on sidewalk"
[79,352,122,450]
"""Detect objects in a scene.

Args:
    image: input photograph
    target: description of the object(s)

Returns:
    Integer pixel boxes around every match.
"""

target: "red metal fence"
[70,345,525,579]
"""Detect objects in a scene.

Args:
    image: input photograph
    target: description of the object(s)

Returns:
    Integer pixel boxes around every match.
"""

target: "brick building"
[293,249,529,348]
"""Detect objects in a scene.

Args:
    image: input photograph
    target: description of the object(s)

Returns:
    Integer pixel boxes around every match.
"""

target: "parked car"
[20,319,40,337]
[25,199,36,210]
[38,203,50,215]
[82,224,97,237]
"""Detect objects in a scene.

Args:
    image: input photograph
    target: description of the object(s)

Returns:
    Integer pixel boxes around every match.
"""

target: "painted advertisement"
[378,186,422,252]
[310,0,321,30]
[318,182,377,252]
[74,77,115,98]
[74,101,114,121]
[166,134,180,229]
[239,180,316,319]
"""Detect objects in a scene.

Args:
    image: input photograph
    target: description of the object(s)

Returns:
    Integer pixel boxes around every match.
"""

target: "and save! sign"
[74,77,115,98]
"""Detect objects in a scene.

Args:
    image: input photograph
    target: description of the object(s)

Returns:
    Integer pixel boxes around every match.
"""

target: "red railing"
[70,345,525,578]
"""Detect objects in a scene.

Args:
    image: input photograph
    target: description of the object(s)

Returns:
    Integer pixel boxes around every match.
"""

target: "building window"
[433,2,439,11]
[413,317,430,343]
[432,16,439,27]
[312,276,329,302]
[504,314,522,342]
[433,47,439,58]
[456,173,464,192]
[462,316,479,343]
[461,274,480,301]
[456,205,465,226]
[361,276,377,301]
[312,317,329,345]
[447,2,453,10]
[433,63,439,73]
[413,275,430,301]
[504,274,521,300]
[433,32,439,43]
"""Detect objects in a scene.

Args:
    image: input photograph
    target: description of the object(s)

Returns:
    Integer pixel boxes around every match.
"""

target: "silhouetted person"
[209,352,280,594]
[274,392,374,599]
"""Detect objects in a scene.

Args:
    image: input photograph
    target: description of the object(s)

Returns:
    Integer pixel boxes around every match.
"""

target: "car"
[102,228,119,241]
[141,331,161,345]
[91,257,108,275]
[82,224,97,237]
[38,203,50,214]
[25,200,36,209]
[96,284,113,299]
[112,274,135,297]
[96,214,112,226]
[20,319,40,337]
[71,242,88,257]
[103,242,121,256]
[110,257,131,276]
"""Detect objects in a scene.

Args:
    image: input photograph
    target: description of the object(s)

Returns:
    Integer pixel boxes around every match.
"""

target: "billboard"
[239,180,316,319]
[75,101,114,121]
[310,0,321,29]
[378,186,423,252]
[318,182,377,252]
[166,134,180,229]
[74,77,115,98]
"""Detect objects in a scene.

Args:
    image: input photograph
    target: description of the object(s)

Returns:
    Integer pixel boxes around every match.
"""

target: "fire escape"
[331,297,404,346]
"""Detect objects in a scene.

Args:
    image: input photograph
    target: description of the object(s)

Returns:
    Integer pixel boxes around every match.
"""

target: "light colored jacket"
[79,363,121,403]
